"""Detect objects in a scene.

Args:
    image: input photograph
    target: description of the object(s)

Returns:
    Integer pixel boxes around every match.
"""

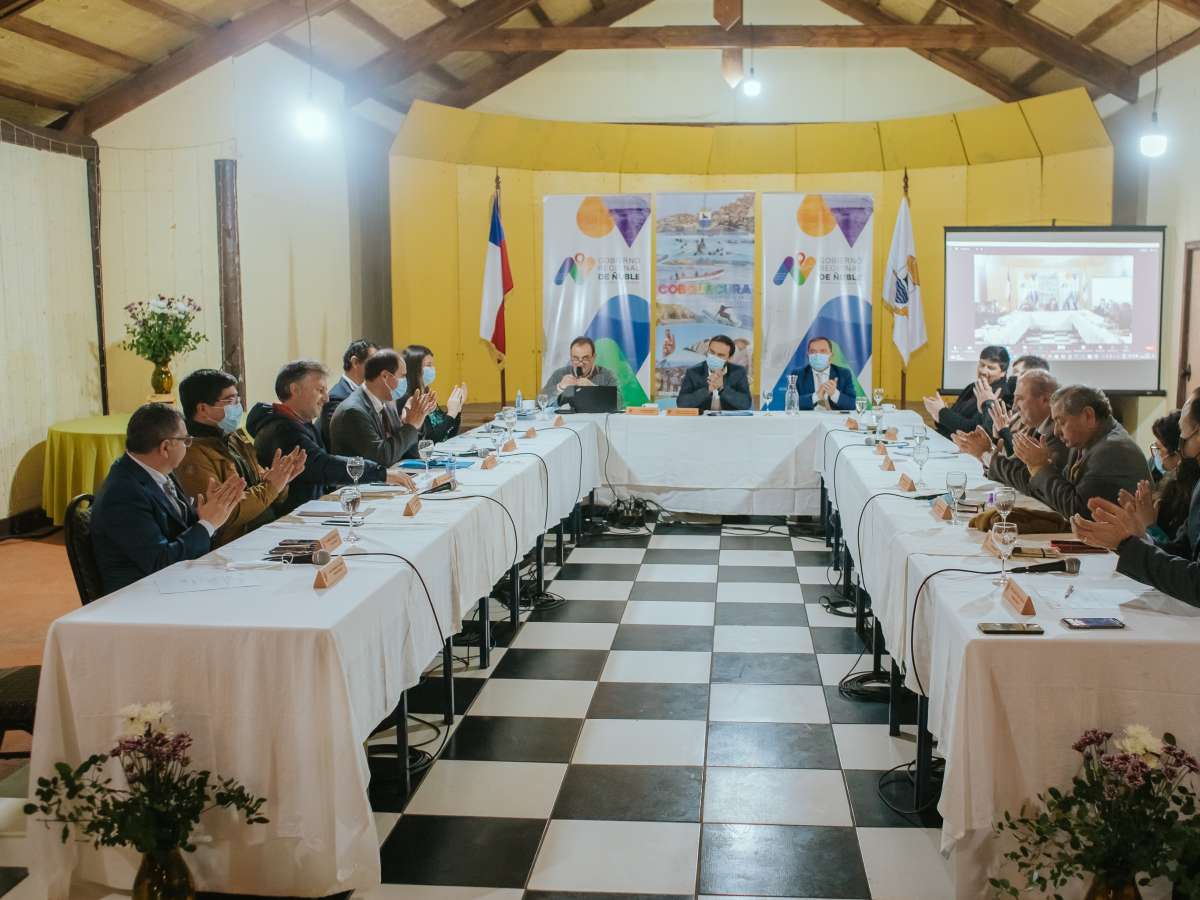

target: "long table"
[29,423,600,898]
[819,417,1200,898]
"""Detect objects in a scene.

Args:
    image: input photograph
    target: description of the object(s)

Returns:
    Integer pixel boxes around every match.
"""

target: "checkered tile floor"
[365,518,956,900]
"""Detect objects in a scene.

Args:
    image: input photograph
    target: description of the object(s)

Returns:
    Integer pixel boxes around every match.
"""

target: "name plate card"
[554,415,566,426]
[432,472,453,489]
[481,453,499,470]
[1003,580,1036,616]
[313,557,347,589]
[885,427,899,441]
[501,438,518,453]
[881,456,895,472]
[931,497,953,521]
[403,496,422,517]
[525,427,538,438]
[628,407,659,416]
[667,407,699,416]
[875,443,888,456]
[898,473,917,492]
[318,529,342,551]
[845,418,859,431]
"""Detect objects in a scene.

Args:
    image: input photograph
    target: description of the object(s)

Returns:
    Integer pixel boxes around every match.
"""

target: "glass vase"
[132,849,195,900]
[1084,874,1142,900]
[151,361,174,395]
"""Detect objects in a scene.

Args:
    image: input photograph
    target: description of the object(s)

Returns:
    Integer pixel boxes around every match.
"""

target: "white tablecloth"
[29,424,600,898]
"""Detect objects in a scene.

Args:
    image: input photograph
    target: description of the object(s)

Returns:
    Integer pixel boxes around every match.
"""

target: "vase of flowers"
[121,296,206,396]
[25,702,268,900]
[991,725,1200,900]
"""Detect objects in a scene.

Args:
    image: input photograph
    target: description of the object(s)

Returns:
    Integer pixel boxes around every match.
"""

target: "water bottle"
[784,374,800,416]
[516,389,523,412]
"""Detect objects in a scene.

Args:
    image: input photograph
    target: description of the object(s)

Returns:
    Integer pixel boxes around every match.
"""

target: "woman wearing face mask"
[396,344,467,452]
[1145,411,1200,544]
[176,367,306,547]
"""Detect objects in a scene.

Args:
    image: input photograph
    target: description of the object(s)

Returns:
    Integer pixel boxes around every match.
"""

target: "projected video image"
[972,254,1134,349]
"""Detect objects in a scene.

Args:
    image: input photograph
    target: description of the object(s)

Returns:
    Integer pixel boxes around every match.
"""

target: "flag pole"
[899,167,909,410]
[495,169,507,408]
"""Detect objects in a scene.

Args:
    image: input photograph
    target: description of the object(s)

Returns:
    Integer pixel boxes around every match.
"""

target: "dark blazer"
[90,455,212,596]
[676,361,751,411]
[936,377,1012,438]
[1116,485,1200,608]
[1028,418,1149,520]
[986,416,1069,497]
[787,363,857,412]
[329,385,420,467]
[320,375,356,448]
[247,402,387,515]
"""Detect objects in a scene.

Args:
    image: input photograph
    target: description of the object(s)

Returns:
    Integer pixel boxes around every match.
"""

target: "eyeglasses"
[166,436,194,447]
[570,356,593,366]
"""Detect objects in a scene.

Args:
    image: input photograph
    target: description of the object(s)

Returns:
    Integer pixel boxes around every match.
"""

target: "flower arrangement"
[121,295,206,365]
[25,702,267,895]
[991,725,1200,899]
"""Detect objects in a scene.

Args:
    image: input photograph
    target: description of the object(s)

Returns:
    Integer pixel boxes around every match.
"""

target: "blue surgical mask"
[809,353,831,371]
[706,354,726,372]
[1151,449,1164,474]
[423,366,436,387]
[217,402,243,435]
[392,377,407,400]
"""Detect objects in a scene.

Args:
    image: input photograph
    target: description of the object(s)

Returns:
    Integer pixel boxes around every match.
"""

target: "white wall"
[95,42,354,411]
[473,0,996,123]
[0,141,100,515]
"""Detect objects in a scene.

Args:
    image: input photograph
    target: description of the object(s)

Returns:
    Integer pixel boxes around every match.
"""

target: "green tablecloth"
[42,414,130,525]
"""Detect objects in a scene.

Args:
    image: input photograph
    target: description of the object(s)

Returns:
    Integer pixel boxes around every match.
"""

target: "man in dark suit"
[329,348,436,466]
[247,359,416,515]
[320,339,377,447]
[923,344,1012,438]
[90,403,244,596]
[676,334,751,412]
[786,335,857,411]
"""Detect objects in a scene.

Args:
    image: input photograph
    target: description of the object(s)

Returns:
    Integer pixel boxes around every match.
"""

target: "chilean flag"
[480,192,512,358]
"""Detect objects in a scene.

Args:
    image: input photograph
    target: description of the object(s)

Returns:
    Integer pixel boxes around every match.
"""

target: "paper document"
[295,502,375,517]
[157,571,265,594]
[1040,587,1143,611]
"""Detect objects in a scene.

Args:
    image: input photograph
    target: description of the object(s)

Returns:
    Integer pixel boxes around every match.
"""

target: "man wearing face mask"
[329,348,435,467]
[788,336,857,411]
[676,334,751,412]
[177,368,307,547]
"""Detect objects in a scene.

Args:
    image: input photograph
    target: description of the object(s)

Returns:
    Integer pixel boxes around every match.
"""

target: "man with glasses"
[176,368,306,547]
[540,336,618,406]
[91,402,245,595]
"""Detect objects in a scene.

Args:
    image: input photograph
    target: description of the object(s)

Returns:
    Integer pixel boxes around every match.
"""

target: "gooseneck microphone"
[266,548,331,565]
[1008,557,1081,575]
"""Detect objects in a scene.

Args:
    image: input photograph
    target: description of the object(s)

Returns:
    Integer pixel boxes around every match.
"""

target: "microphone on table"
[1008,557,1081,575]
[265,548,331,565]
[574,366,583,378]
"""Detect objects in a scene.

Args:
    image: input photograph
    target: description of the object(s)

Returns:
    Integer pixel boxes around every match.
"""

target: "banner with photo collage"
[760,193,875,409]
[652,192,755,403]
[542,195,653,407]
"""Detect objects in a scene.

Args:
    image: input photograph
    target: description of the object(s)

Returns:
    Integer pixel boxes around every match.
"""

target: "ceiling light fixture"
[296,0,329,141]
[1140,0,1167,158]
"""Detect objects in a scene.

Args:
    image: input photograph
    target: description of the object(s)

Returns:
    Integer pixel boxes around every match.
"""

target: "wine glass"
[991,521,1018,586]
[855,395,867,417]
[346,455,365,486]
[912,440,930,490]
[760,387,772,414]
[418,439,434,474]
[872,387,885,409]
[994,486,1016,525]
[537,393,551,421]
[946,471,968,526]
[501,406,517,441]
[339,486,362,544]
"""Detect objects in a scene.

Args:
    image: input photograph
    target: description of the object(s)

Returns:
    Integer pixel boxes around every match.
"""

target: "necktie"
[163,478,187,520]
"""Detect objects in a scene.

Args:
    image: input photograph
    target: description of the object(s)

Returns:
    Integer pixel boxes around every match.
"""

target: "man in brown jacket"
[177,368,306,547]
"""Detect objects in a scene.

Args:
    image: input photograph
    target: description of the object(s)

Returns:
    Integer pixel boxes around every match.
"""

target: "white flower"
[1116,724,1163,758]
[149,298,168,312]
[118,700,174,736]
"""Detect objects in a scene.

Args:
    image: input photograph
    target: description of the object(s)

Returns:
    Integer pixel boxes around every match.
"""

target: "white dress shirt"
[126,453,215,535]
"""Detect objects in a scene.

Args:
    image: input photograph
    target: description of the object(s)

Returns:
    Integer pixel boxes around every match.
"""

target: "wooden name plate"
[432,472,453,489]
[931,497,953,521]
[845,418,859,431]
[875,443,888,456]
[628,406,659,416]
[898,473,917,492]
[481,453,498,470]
[1003,580,1036,616]
[501,438,517,453]
[313,557,347,589]
[885,427,898,441]
[525,427,538,438]
[554,415,565,426]
[318,529,342,551]
[667,407,699,416]
[881,456,895,472]
[403,495,422,517]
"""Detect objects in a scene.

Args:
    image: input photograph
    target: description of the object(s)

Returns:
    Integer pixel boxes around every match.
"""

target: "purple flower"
[1073,729,1113,753]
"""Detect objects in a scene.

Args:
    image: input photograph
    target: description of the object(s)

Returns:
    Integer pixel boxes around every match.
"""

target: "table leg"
[555,522,566,566]
[441,638,455,726]
[394,690,411,799]
[478,596,491,670]
[831,512,843,572]
[820,481,830,546]
[914,696,934,809]
[536,534,546,595]
[888,660,903,737]
[509,564,521,626]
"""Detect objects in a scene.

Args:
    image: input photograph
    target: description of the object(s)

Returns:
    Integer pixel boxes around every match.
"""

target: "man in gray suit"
[1011,384,1148,521]
[329,348,435,468]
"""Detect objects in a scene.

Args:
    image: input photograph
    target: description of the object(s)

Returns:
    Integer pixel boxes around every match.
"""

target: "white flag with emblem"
[883,196,927,366]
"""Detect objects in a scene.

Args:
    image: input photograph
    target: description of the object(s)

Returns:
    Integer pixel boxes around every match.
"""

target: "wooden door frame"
[1178,240,1200,408]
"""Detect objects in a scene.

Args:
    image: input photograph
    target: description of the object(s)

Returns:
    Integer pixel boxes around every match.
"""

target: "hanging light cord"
[305,0,315,100]
[1152,0,1161,117]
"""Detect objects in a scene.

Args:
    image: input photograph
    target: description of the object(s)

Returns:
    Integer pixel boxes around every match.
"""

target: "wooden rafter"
[1162,0,1200,16]
[60,0,344,135]
[818,0,1026,101]
[116,0,212,34]
[0,76,75,110]
[423,0,462,17]
[0,16,146,72]
[458,24,1014,51]
[529,2,553,27]
[920,2,948,25]
[267,33,410,115]
[1014,0,1150,90]
[1132,22,1200,75]
[334,3,465,90]
[0,0,43,18]
[345,0,538,103]
[937,0,1138,101]
[714,0,741,30]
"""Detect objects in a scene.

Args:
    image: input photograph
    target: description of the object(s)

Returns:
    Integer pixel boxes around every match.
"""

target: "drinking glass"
[855,395,867,417]
[872,387,885,409]
[912,440,930,490]
[418,439,434,474]
[946,471,968,526]
[537,393,551,421]
[501,406,517,441]
[346,455,365,486]
[991,521,1018,586]
[994,485,1017,524]
[339,486,362,544]
[760,388,773,414]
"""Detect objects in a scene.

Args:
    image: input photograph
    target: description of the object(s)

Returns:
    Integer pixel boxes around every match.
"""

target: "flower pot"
[132,849,195,900]
[151,361,174,395]
[1085,875,1142,900]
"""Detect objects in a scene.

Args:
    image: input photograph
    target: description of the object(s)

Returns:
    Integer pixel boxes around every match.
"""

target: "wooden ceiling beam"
[345,0,537,103]
[0,16,146,72]
[59,0,344,135]
[335,2,466,95]
[1014,0,1150,90]
[714,0,741,30]
[0,0,44,19]
[457,24,1014,51]
[423,0,462,17]
[1132,23,1200,75]
[1162,0,1200,16]
[529,2,553,27]
[920,1,948,25]
[0,76,76,110]
[116,0,213,34]
[938,0,1138,101]
[818,0,1025,101]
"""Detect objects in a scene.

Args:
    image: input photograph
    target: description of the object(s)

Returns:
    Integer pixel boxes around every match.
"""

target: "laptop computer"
[565,385,619,413]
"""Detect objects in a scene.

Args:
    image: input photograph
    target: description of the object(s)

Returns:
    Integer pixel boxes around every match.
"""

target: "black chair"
[0,666,39,760]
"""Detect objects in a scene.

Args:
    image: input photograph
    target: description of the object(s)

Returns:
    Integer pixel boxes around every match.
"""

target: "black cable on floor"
[875,757,945,818]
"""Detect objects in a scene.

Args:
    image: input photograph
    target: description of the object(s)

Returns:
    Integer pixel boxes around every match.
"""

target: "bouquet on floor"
[991,725,1200,899]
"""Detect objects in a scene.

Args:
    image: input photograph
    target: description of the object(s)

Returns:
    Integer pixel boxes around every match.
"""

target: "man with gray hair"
[1011,384,1148,520]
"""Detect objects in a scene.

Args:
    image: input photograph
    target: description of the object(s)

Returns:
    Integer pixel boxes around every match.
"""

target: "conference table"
[818,418,1200,898]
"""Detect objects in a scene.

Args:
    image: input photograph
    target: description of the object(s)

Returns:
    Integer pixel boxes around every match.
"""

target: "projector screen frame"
[940,224,1167,398]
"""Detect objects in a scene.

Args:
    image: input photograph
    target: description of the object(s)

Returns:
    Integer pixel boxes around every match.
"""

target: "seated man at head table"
[90,403,245,596]
[785,335,857,411]
[320,338,377,447]
[328,348,437,467]
[978,354,1049,451]
[923,344,1013,438]
[675,334,751,412]
[1074,389,1200,608]
[247,359,416,516]
[176,368,306,548]
[953,368,1068,496]
[1007,384,1148,521]
[540,335,619,407]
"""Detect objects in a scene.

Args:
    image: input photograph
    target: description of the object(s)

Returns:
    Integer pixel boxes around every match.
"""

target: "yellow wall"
[390,90,1113,405]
